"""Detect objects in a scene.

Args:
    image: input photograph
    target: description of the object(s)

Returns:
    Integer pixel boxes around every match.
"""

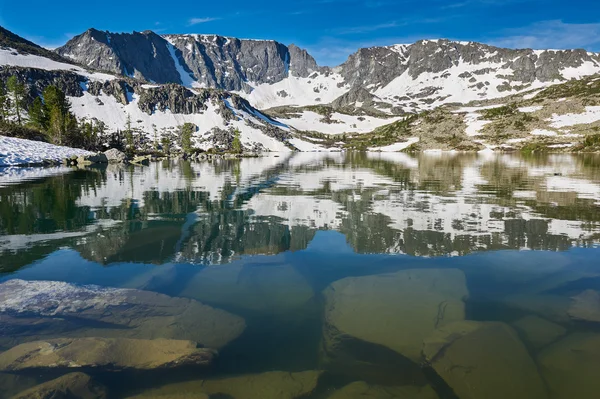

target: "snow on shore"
[0,136,93,166]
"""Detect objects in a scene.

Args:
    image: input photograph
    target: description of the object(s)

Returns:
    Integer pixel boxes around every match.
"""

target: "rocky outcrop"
[57,29,182,83]
[57,30,320,91]
[103,148,128,163]
[323,269,468,363]
[423,321,548,399]
[0,338,215,372]
[0,279,245,350]
[10,372,107,399]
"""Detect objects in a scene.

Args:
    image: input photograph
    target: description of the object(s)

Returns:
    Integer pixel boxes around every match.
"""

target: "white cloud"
[188,17,220,26]
[490,20,600,50]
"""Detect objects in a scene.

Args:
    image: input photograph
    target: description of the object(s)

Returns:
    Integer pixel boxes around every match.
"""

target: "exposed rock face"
[124,370,322,399]
[57,30,320,91]
[538,333,600,399]
[103,148,128,163]
[0,338,215,372]
[57,29,182,84]
[0,279,245,350]
[423,321,548,399]
[323,269,468,363]
[10,372,107,399]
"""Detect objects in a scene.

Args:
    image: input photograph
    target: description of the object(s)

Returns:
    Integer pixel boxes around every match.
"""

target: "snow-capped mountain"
[58,30,600,113]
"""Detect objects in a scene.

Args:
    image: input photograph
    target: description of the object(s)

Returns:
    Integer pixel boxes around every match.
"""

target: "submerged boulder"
[568,290,600,322]
[538,333,600,399]
[423,321,548,399]
[327,381,439,399]
[10,372,107,399]
[323,269,468,363]
[125,370,322,399]
[511,315,566,349]
[0,279,245,350]
[180,262,315,315]
[0,338,215,372]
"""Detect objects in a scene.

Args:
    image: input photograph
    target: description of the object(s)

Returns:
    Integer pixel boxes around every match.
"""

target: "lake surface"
[1,152,600,399]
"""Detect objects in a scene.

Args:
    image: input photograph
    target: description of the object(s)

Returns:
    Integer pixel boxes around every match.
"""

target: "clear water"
[1,152,600,398]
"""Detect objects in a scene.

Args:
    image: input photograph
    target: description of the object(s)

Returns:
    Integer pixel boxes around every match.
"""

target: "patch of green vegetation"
[573,133,600,152]
[481,104,518,119]
[344,114,419,150]
[521,142,549,154]
[537,75,600,99]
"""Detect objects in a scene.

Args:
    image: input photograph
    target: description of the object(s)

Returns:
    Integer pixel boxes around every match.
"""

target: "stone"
[538,333,600,399]
[511,315,566,349]
[124,370,322,399]
[180,262,315,315]
[568,289,600,322]
[103,148,128,163]
[423,321,548,399]
[10,372,107,399]
[323,269,468,362]
[327,381,438,399]
[131,155,151,166]
[76,153,108,166]
[0,338,214,372]
[0,279,245,350]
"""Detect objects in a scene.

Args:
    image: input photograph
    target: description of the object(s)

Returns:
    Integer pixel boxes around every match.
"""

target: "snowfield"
[0,136,93,166]
[548,106,600,128]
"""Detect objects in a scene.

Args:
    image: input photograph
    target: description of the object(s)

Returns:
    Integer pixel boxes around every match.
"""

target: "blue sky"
[2,0,600,66]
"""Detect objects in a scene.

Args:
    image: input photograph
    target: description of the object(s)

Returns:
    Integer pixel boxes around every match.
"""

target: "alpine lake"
[1,152,600,399]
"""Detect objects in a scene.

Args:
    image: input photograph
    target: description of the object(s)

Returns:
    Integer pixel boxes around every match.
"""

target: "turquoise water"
[1,153,600,398]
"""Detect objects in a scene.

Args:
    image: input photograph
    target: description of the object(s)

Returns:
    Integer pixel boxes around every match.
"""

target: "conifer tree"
[231,128,242,154]
[180,123,195,154]
[0,80,8,121]
[28,97,46,129]
[43,85,76,145]
[125,114,134,156]
[152,124,159,152]
[6,76,25,125]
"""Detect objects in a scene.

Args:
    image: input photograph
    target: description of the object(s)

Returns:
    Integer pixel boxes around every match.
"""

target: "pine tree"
[125,114,134,156]
[43,85,76,145]
[0,80,8,121]
[180,123,195,154]
[28,97,46,129]
[6,76,25,125]
[231,128,242,154]
[152,124,159,152]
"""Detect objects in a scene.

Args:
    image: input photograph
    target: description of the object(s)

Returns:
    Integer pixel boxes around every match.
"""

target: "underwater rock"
[327,381,439,399]
[124,370,322,399]
[180,262,315,315]
[423,321,548,399]
[568,290,600,322]
[511,315,566,349]
[538,333,600,399]
[10,372,107,399]
[0,279,245,350]
[0,338,215,372]
[323,269,468,363]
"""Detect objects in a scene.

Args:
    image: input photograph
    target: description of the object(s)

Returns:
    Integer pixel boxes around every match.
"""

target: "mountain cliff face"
[57,32,600,113]
[57,29,321,92]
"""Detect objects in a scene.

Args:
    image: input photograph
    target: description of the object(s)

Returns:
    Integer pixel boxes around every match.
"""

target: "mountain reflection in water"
[1,152,600,399]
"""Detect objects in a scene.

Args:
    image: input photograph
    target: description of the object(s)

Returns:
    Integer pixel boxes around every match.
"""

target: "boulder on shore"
[0,279,245,350]
[0,338,215,372]
[10,372,107,399]
[423,321,548,399]
[323,268,468,363]
[77,153,108,165]
[103,148,128,163]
